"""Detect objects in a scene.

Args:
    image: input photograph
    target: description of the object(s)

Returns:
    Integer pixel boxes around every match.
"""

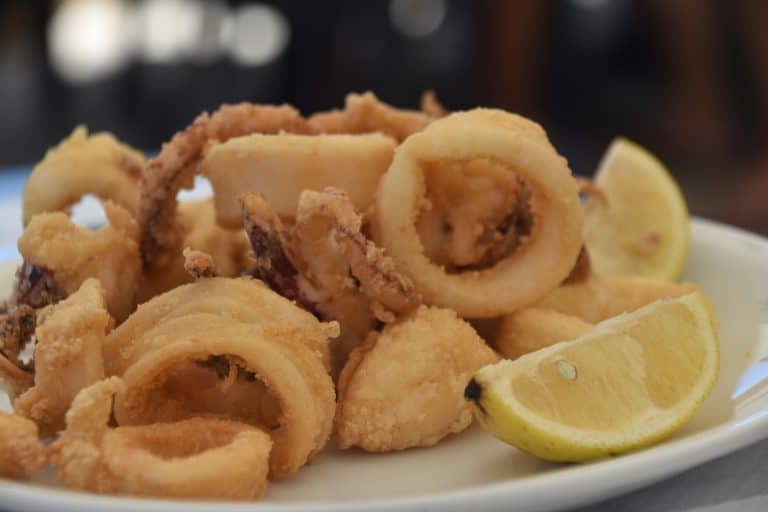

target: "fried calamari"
[336,306,498,451]
[416,158,531,269]
[139,103,307,273]
[241,189,419,373]
[52,378,272,499]
[492,308,594,360]
[203,132,396,227]
[0,304,36,372]
[0,305,37,400]
[137,199,251,301]
[536,275,698,323]
[307,91,431,141]
[102,277,337,478]
[104,277,336,376]
[0,412,47,479]
[14,279,110,437]
[489,275,697,361]
[374,109,584,317]
[294,189,420,322]
[16,203,140,322]
[182,248,217,280]
[0,92,698,501]
[111,315,335,479]
[22,126,144,225]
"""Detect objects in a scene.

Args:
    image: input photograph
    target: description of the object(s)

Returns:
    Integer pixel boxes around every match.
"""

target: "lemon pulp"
[584,138,690,281]
[469,292,718,461]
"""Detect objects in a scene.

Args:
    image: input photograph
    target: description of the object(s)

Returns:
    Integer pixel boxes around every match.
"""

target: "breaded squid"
[374,109,584,317]
[16,202,141,322]
[242,189,420,374]
[335,306,499,451]
[52,378,273,499]
[308,91,432,141]
[139,103,307,274]
[22,126,145,225]
[0,412,47,479]
[14,279,111,437]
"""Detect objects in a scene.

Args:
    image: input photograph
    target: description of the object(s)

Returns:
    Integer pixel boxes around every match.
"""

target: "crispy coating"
[295,189,420,320]
[536,275,698,323]
[307,91,431,141]
[202,132,396,227]
[137,199,251,302]
[0,412,47,479]
[0,304,36,364]
[241,189,420,373]
[0,353,33,400]
[51,377,123,491]
[492,308,594,360]
[100,419,271,500]
[17,202,141,322]
[139,103,307,272]
[103,277,336,479]
[104,277,337,376]
[14,279,110,437]
[335,306,499,451]
[22,126,145,225]
[0,304,36,399]
[178,200,251,277]
[110,314,335,479]
[182,248,216,280]
[52,378,272,499]
[290,190,384,373]
[374,109,584,317]
[268,188,421,375]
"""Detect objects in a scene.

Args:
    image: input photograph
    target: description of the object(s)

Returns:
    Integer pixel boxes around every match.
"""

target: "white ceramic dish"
[2,216,768,512]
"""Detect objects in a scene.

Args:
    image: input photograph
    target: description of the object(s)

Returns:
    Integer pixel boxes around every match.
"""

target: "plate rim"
[1,216,768,512]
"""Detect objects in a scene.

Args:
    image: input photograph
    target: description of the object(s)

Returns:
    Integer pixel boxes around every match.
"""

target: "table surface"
[1,166,767,512]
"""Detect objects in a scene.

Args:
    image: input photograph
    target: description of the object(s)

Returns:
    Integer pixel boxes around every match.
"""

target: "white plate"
[2,218,768,512]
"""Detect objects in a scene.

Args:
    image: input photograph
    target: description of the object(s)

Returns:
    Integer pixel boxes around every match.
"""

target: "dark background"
[1,0,767,233]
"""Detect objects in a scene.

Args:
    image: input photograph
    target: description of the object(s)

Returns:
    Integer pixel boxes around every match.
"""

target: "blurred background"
[0,0,767,233]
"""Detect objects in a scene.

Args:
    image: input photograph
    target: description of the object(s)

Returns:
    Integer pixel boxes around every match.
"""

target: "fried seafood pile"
[0,92,697,500]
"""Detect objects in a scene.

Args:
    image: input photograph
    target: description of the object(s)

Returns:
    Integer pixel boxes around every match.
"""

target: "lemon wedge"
[584,138,690,281]
[466,292,718,462]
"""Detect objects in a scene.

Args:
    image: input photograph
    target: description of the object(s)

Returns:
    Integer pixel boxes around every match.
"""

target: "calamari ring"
[52,378,272,500]
[373,109,584,317]
[100,419,272,500]
[104,277,336,375]
[22,126,145,226]
[139,103,307,270]
[112,314,335,479]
